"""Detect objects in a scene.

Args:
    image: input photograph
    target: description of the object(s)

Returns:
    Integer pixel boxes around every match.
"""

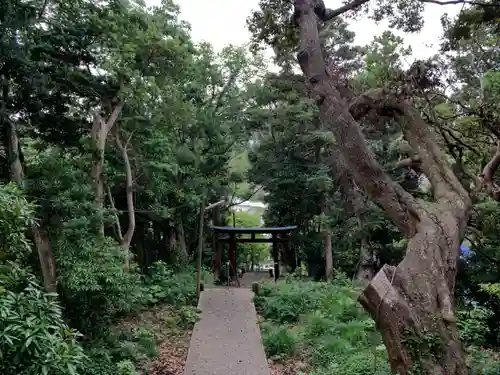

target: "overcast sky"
[146,0,462,66]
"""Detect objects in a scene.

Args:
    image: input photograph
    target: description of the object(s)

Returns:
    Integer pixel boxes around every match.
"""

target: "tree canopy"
[1,0,500,374]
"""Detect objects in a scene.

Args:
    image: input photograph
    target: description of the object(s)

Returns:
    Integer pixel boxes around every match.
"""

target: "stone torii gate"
[210,225,297,282]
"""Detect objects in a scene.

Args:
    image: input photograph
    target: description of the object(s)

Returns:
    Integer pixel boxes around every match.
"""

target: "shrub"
[262,326,298,359]
[468,346,500,375]
[56,233,143,336]
[0,183,35,262]
[116,360,140,375]
[0,264,87,375]
[254,282,328,323]
[142,261,200,306]
[254,277,389,374]
[81,326,159,375]
[457,307,492,346]
[79,347,116,375]
[112,327,158,363]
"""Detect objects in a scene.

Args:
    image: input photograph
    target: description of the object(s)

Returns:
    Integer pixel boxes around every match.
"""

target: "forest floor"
[149,332,190,375]
[267,354,309,375]
[115,304,196,375]
[254,278,392,375]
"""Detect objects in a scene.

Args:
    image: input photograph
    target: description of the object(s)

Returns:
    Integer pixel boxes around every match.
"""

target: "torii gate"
[210,225,297,283]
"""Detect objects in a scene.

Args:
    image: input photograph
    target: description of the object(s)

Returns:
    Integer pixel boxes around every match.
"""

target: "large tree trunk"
[293,1,471,373]
[4,116,57,293]
[90,102,123,236]
[359,213,467,375]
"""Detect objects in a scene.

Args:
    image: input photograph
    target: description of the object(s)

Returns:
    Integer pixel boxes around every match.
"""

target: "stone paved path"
[183,275,270,375]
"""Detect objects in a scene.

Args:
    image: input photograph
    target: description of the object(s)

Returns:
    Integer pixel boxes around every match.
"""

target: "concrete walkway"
[183,286,269,375]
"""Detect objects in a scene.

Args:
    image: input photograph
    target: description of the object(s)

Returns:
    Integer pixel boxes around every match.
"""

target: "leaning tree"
[248,0,500,373]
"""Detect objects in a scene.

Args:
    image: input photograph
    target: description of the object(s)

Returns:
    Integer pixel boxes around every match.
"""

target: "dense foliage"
[1,0,500,373]
[256,277,500,375]
[0,0,253,373]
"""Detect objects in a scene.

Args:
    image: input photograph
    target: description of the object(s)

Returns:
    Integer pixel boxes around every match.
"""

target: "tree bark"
[6,122,24,184]
[356,233,375,283]
[4,114,57,293]
[324,230,333,281]
[293,1,472,373]
[113,126,136,271]
[212,205,223,281]
[32,226,57,293]
[176,217,188,265]
[90,102,123,236]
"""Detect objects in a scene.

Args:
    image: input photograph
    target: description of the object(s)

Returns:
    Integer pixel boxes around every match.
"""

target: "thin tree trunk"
[91,115,106,237]
[168,227,177,262]
[355,203,376,283]
[90,102,123,236]
[324,230,333,281]
[113,126,135,271]
[315,118,333,281]
[196,193,206,297]
[356,235,375,283]
[212,205,222,281]
[293,1,471,373]
[6,123,24,184]
[176,217,188,265]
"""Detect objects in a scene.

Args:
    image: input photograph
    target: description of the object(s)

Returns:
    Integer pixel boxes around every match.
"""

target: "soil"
[148,340,190,375]
[268,358,309,375]
[114,305,193,375]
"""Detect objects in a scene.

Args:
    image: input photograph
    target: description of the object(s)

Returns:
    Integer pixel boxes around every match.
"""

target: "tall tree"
[248,0,500,373]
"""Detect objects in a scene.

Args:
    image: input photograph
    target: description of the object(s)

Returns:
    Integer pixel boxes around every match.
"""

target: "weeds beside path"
[114,304,197,375]
[253,277,389,375]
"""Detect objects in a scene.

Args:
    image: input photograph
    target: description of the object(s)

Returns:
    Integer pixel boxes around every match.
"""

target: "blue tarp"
[460,239,472,258]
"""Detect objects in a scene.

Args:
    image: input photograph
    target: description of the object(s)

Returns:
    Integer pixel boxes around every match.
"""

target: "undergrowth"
[0,185,210,375]
[254,275,390,375]
[81,261,211,375]
[1,259,210,375]
[254,275,500,375]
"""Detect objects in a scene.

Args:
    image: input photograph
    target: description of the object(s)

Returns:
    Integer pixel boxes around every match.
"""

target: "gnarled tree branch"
[476,141,500,200]
[394,155,422,171]
[349,88,470,209]
[295,1,421,237]
[303,0,498,25]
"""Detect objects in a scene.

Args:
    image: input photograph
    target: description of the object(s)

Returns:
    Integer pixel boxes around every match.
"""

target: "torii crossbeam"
[210,225,297,283]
